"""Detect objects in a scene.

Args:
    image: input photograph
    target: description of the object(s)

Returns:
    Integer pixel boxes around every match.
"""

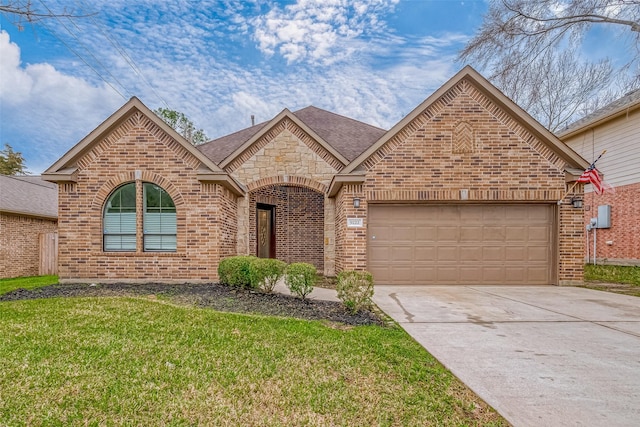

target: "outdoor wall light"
[353,197,361,208]
[571,197,583,209]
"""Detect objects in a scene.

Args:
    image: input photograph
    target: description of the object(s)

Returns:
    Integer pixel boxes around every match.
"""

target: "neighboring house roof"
[0,175,58,219]
[558,89,640,138]
[198,105,386,165]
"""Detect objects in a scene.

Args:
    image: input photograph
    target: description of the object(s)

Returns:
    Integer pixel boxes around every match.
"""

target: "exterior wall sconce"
[571,197,583,209]
[353,197,361,208]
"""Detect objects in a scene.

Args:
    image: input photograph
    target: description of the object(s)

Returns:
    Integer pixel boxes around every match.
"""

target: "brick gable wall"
[57,111,237,283]
[0,213,57,278]
[335,78,584,284]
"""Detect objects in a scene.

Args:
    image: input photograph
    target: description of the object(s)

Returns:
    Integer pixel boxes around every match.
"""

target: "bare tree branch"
[459,0,640,129]
[0,1,94,30]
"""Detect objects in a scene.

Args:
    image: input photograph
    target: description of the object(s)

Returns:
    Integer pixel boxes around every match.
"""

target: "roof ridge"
[293,105,386,131]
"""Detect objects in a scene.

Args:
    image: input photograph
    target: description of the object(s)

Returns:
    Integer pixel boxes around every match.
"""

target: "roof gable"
[217,109,350,171]
[43,97,224,180]
[198,106,385,166]
[343,66,589,174]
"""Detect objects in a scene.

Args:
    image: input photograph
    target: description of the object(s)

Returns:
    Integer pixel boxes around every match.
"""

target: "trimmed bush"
[285,262,317,299]
[217,256,257,288]
[250,258,287,292]
[336,270,374,314]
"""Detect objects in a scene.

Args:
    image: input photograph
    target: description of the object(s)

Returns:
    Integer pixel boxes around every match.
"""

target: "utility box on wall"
[596,205,611,229]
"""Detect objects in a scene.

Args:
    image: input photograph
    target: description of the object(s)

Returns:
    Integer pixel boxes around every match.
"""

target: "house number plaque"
[347,218,363,228]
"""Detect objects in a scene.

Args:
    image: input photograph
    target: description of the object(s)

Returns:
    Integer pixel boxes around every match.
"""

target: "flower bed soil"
[0,282,384,326]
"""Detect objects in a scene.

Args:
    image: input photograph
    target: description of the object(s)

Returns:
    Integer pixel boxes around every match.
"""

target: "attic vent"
[452,121,475,154]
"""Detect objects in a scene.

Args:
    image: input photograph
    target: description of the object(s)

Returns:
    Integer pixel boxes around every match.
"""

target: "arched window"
[103,182,177,252]
[103,183,136,251]
[143,183,176,251]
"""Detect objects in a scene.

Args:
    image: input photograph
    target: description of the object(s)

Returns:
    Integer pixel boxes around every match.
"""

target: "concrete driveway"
[373,286,640,427]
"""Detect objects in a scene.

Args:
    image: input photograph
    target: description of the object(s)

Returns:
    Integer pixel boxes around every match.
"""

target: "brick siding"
[249,186,324,270]
[0,213,57,278]
[334,77,584,284]
[583,182,640,264]
[56,111,237,283]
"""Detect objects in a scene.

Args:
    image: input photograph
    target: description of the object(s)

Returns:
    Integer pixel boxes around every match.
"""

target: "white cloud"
[1,1,470,173]
[0,31,123,173]
[251,0,399,65]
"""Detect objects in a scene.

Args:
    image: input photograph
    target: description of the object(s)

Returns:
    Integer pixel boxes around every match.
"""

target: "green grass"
[0,297,505,426]
[0,275,58,295]
[584,265,640,286]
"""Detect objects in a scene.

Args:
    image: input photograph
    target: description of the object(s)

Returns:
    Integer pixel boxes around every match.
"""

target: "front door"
[257,204,276,258]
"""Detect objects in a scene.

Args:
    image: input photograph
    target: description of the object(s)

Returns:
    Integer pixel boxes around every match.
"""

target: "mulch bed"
[0,282,384,326]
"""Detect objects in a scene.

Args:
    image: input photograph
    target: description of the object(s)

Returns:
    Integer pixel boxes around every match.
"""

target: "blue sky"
[0,0,630,173]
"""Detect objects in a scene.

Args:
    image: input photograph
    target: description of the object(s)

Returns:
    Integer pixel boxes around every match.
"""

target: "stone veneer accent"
[56,111,237,283]
[0,213,58,278]
[335,77,584,285]
[230,126,340,275]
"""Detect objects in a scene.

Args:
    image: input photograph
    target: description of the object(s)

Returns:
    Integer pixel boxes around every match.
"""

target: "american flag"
[577,167,604,194]
[576,150,613,194]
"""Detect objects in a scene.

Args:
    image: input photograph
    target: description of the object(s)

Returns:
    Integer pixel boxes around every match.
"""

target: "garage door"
[368,204,554,285]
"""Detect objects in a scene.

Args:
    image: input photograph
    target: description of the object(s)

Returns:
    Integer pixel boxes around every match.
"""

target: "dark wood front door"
[257,204,276,258]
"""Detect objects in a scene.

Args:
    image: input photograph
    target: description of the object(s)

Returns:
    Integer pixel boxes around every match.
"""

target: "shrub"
[336,270,374,314]
[285,263,317,299]
[218,256,257,288]
[250,258,287,292]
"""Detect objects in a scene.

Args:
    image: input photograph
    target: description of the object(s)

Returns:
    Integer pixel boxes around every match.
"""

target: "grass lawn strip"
[0,297,506,426]
[582,265,640,297]
[0,275,57,295]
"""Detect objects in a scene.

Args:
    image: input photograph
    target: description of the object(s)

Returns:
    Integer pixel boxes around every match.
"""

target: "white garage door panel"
[368,204,554,285]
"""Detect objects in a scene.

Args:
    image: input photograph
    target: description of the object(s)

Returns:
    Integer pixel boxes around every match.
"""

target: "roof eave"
[196,172,246,196]
[328,173,366,197]
[0,208,57,221]
[558,102,640,139]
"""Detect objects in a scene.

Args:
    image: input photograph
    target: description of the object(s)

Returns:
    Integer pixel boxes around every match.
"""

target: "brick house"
[0,175,58,278]
[559,89,640,266]
[43,66,589,285]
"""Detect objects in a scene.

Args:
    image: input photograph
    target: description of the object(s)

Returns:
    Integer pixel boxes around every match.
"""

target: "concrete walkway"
[373,285,640,427]
[273,281,340,302]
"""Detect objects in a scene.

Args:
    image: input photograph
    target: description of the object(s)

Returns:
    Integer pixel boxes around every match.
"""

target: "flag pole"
[558,181,580,205]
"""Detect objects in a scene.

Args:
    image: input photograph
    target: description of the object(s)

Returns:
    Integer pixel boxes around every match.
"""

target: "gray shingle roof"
[560,89,640,136]
[0,175,58,219]
[197,106,386,165]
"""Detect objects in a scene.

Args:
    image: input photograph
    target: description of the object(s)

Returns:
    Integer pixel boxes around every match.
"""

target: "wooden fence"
[39,232,58,276]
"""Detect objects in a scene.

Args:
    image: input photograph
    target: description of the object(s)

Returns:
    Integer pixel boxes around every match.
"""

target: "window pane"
[144,235,176,252]
[104,183,137,252]
[144,184,161,208]
[104,234,136,251]
[143,183,176,252]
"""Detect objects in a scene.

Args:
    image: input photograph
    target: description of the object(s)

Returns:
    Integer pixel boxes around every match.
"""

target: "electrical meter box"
[596,205,611,229]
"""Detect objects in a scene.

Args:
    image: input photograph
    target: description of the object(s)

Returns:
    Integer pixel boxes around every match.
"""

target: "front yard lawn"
[0,275,58,295]
[0,296,505,426]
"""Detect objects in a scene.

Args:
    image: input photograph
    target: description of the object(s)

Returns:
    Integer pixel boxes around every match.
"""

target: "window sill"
[100,252,186,258]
